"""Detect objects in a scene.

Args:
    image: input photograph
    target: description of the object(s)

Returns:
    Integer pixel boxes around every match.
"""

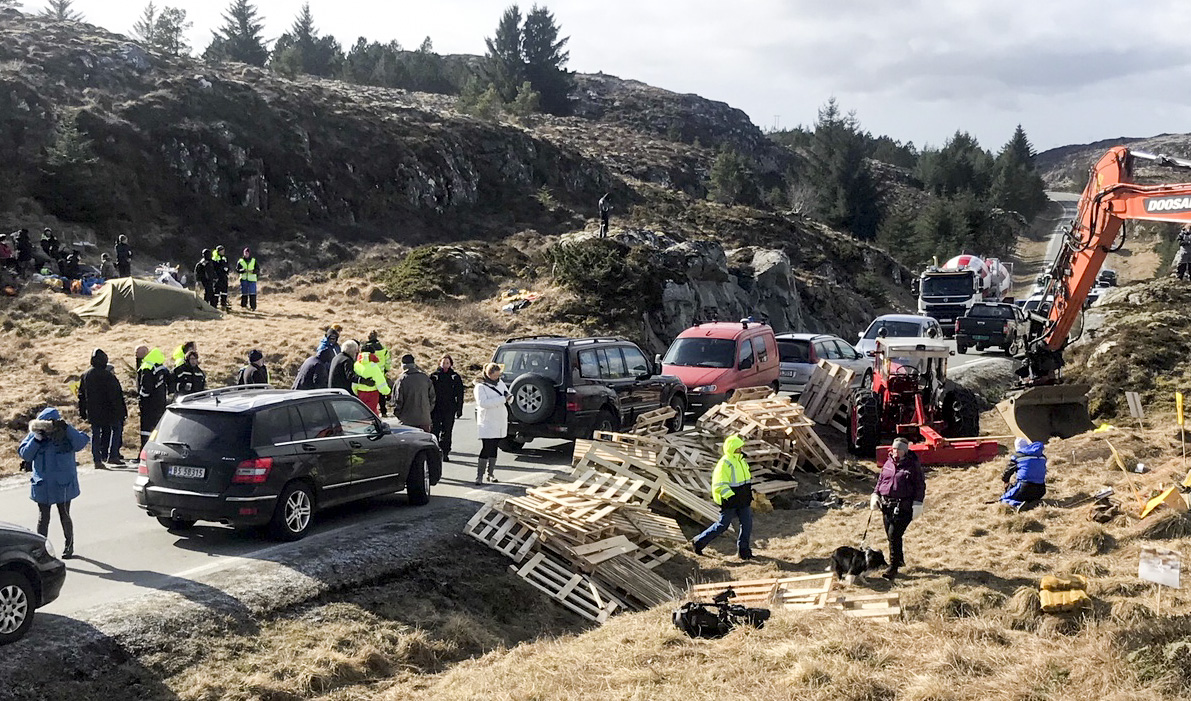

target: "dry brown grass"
[0,278,574,475]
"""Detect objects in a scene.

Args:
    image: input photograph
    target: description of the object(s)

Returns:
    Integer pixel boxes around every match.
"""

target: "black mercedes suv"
[133,386,442,541]
[493,336,687,450]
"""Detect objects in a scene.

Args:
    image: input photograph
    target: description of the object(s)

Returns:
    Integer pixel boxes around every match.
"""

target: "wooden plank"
[592,553,679,608]
[632,406,676,436]
[464,504,540,563]
[510,551,625,623]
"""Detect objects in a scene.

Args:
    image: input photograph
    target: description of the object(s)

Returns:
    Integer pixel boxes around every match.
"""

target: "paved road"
[1038,192,1081,295]
[0,403,574,617]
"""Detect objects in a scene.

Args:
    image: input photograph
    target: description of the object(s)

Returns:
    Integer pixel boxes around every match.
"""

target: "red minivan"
[660,321,780,416]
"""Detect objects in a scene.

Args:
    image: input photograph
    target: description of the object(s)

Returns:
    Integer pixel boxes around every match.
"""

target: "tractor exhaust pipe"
[996,384,1096,442]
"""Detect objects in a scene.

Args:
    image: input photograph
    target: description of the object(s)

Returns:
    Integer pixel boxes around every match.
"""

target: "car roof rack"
[502,335,627,346]
[567,337,625,346]
[504,334,568,343]
[176,384,273,404]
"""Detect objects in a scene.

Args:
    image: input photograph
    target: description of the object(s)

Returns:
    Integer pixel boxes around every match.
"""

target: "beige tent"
[72,278,222,322]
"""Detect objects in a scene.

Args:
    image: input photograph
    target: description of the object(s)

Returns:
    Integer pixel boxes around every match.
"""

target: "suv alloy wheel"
[269,482,314,541]
[0,571,34,645]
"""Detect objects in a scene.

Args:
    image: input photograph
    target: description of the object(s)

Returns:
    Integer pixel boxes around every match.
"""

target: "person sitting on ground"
[173,351,207,398]
[1000,438,1047,510]
[236,349,270,386]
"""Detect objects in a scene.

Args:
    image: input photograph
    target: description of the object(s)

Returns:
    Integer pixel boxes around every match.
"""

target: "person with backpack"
[236,349,270,385]
[19,407,89,558]
[77,348,127,469]
[474,363,508,485]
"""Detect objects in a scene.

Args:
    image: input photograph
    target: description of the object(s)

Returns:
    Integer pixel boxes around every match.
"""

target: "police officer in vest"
[692,433,754,560]
[211,245,231,311]
[237,246,260,310]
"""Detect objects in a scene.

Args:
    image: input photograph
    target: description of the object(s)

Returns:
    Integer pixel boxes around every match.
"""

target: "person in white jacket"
[474,362,509,485]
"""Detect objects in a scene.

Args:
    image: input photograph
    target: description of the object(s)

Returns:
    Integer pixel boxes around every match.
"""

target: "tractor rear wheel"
[848,388,880,458]
[943,385,980,438]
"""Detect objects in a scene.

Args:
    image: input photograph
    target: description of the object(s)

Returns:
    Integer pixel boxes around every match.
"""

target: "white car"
[855,314,943,357]
[775,333,873,393]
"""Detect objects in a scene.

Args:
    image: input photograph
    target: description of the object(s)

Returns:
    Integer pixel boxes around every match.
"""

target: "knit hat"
[1014,437,1029,453]
[248,349,263,363]
[401,353,415,365]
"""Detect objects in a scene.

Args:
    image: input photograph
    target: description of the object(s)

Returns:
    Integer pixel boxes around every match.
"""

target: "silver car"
[855,314,943,357]
[775,333,873,394]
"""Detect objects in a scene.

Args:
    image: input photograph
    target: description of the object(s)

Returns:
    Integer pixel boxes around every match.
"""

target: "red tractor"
[848,338,997,465]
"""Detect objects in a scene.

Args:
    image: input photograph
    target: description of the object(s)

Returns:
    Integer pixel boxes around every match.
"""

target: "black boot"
[62,512,74,559]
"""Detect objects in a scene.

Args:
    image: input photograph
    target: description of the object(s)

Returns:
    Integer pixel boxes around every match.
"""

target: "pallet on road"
[631,406,677,436]
[727,386,774,403]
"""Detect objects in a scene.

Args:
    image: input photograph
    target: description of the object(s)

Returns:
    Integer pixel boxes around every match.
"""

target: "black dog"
[831,546,887,586]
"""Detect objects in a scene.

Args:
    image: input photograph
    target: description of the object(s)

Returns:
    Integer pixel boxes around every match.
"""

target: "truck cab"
[915,269,979,334]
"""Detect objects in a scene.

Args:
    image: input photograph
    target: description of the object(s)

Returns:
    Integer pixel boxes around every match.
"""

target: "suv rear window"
[156,410,251,451]
[777,339,810,363]
[864,320,924,339]
[968,305,1014,319]
[493,347,564,384]
[663,338,735,368]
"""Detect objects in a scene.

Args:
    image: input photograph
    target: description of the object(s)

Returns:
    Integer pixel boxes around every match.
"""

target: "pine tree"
[484,5,525,102]
[521,4,571,115]
[990,125,1048,221]
[41,0,82,21]
[133,2,159,45]
[809,99,883,240]
[203,0,269,67]
[269,3,343,78]
[708,146,751,205]
[134,3,192,56]
[918,131,994,197]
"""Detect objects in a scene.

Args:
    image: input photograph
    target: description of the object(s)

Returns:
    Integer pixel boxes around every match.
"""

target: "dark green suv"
[494,336,687,450]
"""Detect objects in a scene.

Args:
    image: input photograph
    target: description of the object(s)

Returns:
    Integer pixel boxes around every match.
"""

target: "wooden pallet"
[690,573,836,608]
[464,503,539,563]
[814,592,901,622]
[558,468,657,507]
[797,361,857,423]
[592,553,680,608]
[771,573,836,607]
[727,386,774,403]
[632,406,677,436]
[510,551,625,623]
[619,507,686,544]
[554,534,641,569]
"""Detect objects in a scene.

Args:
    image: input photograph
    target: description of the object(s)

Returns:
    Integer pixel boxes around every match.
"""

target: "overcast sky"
[35,0,1191,152]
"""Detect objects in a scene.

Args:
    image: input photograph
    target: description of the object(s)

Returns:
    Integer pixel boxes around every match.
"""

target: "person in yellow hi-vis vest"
[352,351,391,415]
[236,247,260,311]
[692,433,753,560]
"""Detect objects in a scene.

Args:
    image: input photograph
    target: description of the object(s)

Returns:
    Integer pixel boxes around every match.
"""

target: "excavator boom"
[999,146,1191,441]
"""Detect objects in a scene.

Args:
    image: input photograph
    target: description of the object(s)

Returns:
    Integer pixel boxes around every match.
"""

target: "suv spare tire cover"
[509,373,556,424]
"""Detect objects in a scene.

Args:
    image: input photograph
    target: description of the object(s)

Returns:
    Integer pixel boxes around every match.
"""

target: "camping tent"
[72,278,221,322]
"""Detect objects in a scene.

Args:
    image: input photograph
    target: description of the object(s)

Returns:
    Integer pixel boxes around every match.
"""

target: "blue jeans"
[694,505,753,557]
[91,423,123,464]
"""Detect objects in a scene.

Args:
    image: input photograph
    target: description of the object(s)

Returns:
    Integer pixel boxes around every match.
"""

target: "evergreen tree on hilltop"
[270,2,344,78]
[41,0,82,21]
[133,2,193,57]
[990,125,1048,221]
[521,5,572,115]
[484,5,525,102]
[917,131,994,197]
[204,0,269,67]
[809,99,883,240]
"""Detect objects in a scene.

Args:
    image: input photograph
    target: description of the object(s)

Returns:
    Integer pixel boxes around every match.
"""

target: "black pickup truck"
[954,302,1030,355]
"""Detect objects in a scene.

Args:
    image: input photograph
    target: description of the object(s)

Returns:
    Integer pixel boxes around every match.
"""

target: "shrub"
[549,238,672,323]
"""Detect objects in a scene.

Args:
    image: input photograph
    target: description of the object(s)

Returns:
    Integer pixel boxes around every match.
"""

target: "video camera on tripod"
[672,586,771,639]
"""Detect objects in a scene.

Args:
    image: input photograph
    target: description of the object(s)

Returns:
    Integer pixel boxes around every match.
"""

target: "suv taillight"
[1003,322,1011,334]
[565,387,580,413]
[954,320,960,334]
[137,448,148,475]
[232,457,274,484]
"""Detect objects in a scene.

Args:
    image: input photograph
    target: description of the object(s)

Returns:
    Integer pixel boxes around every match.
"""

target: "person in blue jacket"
[18,407,89,559]
[1001,438,1047,509]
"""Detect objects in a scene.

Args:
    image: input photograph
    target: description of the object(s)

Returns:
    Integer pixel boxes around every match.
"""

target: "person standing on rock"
[393,354,435,432]
[870,437,926,581]
[430,355,465,462]
[211,245,231,311]
[474,363,508,485]
[328,339,359,392]
[236,247,260,310]
[19,407,88,559]
[598,193,612,237]
[194,249,215,307]
[136,346,171,448]
[77,348,127,470]
[236,349,270,385]
[115,234,133,278]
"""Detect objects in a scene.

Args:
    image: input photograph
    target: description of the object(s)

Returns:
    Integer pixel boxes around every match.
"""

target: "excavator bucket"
[996,384,1096,442]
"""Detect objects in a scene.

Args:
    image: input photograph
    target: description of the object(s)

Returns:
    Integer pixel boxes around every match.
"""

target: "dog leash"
[860,506,874,546]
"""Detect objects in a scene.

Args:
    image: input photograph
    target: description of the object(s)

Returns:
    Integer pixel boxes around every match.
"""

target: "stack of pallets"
[690,574,901,623]
[696,395,841,472]
[465,468,685,624]
[798,360,858,425]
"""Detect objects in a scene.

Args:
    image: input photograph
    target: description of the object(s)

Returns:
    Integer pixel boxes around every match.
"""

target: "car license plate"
[972,335,989,341]
[168,465,206,480]
[780,370,794,377]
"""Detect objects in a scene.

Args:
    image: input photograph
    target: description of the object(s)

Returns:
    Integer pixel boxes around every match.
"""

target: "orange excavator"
[999,146,1191,441]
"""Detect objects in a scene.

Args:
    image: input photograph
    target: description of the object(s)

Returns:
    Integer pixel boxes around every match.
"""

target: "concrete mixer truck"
[912,254,1013,335]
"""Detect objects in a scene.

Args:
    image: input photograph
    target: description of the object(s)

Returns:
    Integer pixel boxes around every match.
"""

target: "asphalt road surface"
[0,403,574,617]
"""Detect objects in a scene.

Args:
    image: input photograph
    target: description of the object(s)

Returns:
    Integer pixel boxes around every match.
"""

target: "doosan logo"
[1145,196,1191,213]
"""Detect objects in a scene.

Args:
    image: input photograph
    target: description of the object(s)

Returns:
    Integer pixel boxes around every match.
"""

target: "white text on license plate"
[973,335,989,340]
[169,465,206,479]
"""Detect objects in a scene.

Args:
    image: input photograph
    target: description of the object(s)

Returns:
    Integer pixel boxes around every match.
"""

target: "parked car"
[855,314,943,357]
[1022,293,1054,316]
[1097,269,1118,287]
[774,333,873,393]
[494,335,686,450]
[954,302,1030,355]
[134,386,441,541]
[0,521,66,646]
[661,321,780,415]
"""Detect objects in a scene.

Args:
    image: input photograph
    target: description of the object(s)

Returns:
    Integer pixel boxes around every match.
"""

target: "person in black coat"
[293,347,335,390]
[211,245,231,311]
[77,348,127,468]
[236,349,270,385]
[429,355,466,461]
[14,228,32,274]
[115,235,133,278]
[135,345,172,449]
[327,340,359,392]
[173,350,207,397]
[194,249,215,308]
